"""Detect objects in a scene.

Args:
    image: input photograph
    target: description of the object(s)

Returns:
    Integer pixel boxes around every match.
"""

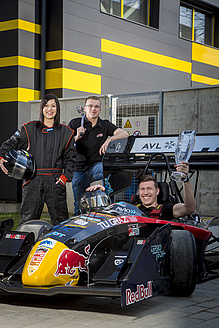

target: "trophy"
[171,130,196,182]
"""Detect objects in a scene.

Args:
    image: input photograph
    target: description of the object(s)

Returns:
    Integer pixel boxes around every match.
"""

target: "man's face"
[139,181,160,208]
[84,99,101,121]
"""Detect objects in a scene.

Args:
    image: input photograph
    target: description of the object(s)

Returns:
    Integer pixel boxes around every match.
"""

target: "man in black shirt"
[68,96,128,215]
[137,163,196,220]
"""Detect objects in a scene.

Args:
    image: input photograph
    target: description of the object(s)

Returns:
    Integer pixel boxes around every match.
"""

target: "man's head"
[138,175,160,208]
[84,96,101,121]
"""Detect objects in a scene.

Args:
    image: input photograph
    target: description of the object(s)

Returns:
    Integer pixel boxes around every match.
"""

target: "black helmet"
[79,189,111,214]
[5,149,36,180]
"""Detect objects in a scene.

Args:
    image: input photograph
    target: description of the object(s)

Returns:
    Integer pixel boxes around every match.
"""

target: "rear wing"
[103,133,219,197]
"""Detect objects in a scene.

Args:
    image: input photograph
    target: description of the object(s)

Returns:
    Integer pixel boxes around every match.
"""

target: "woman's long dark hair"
[37,93,60,128]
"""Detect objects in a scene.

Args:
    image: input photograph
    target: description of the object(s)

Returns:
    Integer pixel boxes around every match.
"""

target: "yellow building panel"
[0,56,40,69]
[0,19,40,34]
[192,43,219,68]
[46,50,101,68]
[191,73,219,85]
[45,68,63,89]
[101,39,192,73]
[0,88,40,103]
[46,68,101,94]
[18,56,41,69]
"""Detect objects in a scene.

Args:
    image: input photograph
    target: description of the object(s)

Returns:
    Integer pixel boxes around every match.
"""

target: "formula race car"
[0,135,218,307]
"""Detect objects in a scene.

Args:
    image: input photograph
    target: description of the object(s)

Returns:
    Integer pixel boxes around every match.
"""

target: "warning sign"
[124,119,132,128]
[122,116,148,136]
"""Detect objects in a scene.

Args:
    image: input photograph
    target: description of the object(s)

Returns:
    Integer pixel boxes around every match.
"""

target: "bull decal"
[55,245,90,277]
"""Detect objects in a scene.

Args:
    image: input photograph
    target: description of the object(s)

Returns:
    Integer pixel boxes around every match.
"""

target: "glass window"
[179,2,214,47]
[101,0,159,29]
[194,10,212,46]
[123,0,147,26]
[101,0,121,17]
[179,5,192,40]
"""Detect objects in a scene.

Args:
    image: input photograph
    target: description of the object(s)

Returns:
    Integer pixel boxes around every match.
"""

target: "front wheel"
[17,220,52,243]
[169,230,197,296]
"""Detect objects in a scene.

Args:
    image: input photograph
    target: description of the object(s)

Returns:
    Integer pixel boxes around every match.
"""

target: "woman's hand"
[0,158,8,175]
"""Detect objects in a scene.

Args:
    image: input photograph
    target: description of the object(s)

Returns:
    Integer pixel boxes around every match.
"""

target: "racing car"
[0,135,218,307]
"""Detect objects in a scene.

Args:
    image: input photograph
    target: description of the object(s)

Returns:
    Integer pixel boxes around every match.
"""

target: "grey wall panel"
[18,66,35,89]
[63,29,101,58]
[18,102,32,127]
[101,76,160,95]
[63,61,101,75]
[101,53,191,92]
[192,61,219,80]
[18,0,36,21]
[160,6,179,36]
[18,30,35,58]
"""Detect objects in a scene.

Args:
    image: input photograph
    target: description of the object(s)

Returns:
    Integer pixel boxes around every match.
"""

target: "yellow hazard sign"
[124,119,132,128]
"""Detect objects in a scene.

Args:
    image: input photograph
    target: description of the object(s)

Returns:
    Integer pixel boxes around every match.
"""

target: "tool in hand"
[75,106,85,137]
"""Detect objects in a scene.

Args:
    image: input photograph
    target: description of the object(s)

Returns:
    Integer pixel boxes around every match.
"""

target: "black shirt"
[68,116,117,171]
[139,202,175,221]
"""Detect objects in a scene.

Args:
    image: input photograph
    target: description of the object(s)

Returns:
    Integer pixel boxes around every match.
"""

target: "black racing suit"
[0,121,76,225]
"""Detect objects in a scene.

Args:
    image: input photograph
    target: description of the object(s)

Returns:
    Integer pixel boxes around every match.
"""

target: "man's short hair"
[138,175,158,189]
[85,96,101,107]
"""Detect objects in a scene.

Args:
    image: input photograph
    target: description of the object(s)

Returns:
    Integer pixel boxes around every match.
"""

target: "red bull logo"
[55,245,90,277]
[126,281,153,305]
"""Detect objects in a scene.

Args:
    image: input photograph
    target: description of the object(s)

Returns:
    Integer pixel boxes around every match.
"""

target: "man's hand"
[0,158,8,175]
[75,126,86,142]
[86,184,105,192]
[174,161,189,179]
[99,139,111,155]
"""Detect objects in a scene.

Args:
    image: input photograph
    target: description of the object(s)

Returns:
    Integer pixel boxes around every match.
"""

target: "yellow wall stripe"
[46,50,101,68]
[0,88,40,103]
[0,56,40,69]
[46,68,101,94]
[0,19,41,34]
[192,43,219,68]
[101,39,192,73]
[191,73,219,85]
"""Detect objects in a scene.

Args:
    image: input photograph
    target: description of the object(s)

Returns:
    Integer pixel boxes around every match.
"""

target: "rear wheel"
[169,230,197,296]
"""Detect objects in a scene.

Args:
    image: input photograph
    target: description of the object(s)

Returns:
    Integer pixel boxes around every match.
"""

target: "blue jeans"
[72,162,104,215]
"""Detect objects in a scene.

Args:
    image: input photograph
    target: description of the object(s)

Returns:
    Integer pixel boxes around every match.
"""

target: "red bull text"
[126,281,153,305]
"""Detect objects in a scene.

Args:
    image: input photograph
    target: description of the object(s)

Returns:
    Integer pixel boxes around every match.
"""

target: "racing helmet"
[5,149,36,180]
[79,189,111,214]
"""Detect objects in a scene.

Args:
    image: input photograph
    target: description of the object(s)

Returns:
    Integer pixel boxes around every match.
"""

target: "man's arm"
[172,162,196,219]
[99,128,128,154]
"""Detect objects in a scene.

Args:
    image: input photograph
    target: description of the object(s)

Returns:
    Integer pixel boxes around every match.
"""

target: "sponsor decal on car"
[97,216,137,230]
[126,281,153,305]
[151,244,165,261]
[28,247,49,276]
[73,219,89,226]
[128,224,140,236]
[39,238,57,249]
[54,245,90,276]
[114,255,127,266]
[5,233,26,240]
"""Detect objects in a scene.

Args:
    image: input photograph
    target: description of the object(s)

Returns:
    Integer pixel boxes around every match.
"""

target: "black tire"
[169,230,197,296]
[16,220,53,243]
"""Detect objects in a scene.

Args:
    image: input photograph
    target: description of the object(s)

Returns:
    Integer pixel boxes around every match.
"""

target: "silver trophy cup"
[171,130,196,182]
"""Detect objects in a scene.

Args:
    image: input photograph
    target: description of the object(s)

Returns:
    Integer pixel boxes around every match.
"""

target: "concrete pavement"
[0,277,218,328]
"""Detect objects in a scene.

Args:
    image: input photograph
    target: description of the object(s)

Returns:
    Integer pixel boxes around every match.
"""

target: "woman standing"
[0,94,76,225]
